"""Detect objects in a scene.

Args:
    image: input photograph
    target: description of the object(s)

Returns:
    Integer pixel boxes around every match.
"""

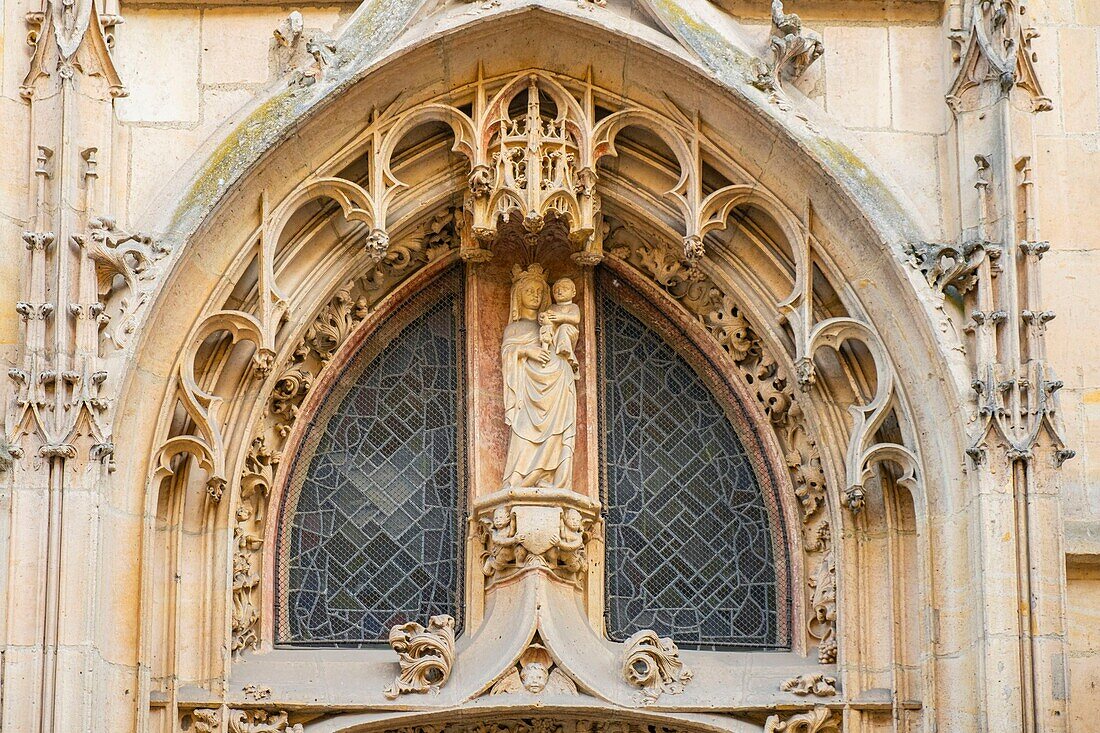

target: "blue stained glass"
[277,276,464,645]
[599,280,780,649]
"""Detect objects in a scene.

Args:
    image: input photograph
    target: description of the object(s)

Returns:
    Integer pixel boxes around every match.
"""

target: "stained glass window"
[276,274,465,645]
[599,277,783,649]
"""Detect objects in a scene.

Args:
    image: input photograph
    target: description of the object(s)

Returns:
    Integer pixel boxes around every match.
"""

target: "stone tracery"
[138,64,932,732]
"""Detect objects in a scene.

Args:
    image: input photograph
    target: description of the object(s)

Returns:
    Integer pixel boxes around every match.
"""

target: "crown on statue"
[511,263,548,283]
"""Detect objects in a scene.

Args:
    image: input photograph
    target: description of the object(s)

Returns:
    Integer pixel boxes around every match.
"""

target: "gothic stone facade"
[0,0,1099,731]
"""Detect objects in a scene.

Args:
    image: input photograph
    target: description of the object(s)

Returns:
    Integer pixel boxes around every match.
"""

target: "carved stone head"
[551,277,576,303]
[491,505,512,530]
[519,643,555,693]
[510,264,550,321]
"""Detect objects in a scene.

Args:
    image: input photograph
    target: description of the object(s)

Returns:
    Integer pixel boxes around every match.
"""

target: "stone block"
[115,9,201,123]
[1036,136,1100,251]
[1027,0,1074,24]
[1,0,33,100]
[201,7,281,85]
[200,7,344,85]
[1059,28,1099,135]
[824,25,891,128]
[0,97,29,218]
[1042,250,1100,389]
[0,218,25,347]
[889,25,946,134]
[1076,0,1100,25]
[128,125,205,219]
[856,130,944,236]
[1032,26,1063,137]
[1068,570,1100,732]
[199,86,255,139]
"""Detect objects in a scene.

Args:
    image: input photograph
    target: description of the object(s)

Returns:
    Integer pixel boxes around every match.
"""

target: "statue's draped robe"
[501,319,577,488]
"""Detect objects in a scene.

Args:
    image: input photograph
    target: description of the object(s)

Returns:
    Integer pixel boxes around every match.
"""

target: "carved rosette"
[475,488,600,589]
[621,629,693,705]
[383,615,457,699]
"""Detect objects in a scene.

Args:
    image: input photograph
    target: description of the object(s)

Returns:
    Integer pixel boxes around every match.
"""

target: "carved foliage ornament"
[780,672,837,697]
[904,237,995,296]
[806,522,837,665]
[191,708,303,733]
[369,719,726,733]
[764,707,840,733]
[749,1,824,104]
[274,11,336,87]
[383,614,456,699]
[621,629,694,705]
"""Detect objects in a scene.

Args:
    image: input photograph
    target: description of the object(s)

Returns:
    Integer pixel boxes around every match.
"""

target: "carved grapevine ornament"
[780,673,837,697]
[191,708,303,733]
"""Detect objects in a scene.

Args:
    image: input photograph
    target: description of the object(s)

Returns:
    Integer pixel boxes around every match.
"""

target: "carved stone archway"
[95,4,993,732]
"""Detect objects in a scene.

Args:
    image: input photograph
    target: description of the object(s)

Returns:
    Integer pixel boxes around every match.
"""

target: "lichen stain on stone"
[174,91,302,228]
[647,0,752,74]
[811,135,915,233]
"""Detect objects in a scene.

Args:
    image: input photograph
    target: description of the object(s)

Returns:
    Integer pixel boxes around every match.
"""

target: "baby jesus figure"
[538,277,581,376]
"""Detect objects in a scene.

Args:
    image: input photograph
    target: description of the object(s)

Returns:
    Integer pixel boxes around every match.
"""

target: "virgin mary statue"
[501,264,579,490]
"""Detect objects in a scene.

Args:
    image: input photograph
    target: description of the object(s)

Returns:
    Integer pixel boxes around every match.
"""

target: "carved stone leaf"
[764,706,840,733]
[621,629,693,705]
[383,615,456,699]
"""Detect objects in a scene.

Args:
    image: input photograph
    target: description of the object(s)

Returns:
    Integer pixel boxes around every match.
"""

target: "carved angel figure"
[546,507,586,575]
[482,505,528,576]
[490,643,578,695]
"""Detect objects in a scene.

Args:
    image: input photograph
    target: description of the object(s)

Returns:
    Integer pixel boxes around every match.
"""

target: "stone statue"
[501,264,580,490]
[546,507,586,574]
[482,505,527,576]
[490,643,579,695]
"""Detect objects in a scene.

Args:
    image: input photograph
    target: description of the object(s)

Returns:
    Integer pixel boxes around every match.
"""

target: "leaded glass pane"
[599,281,780,649]
[277,275,464,645]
